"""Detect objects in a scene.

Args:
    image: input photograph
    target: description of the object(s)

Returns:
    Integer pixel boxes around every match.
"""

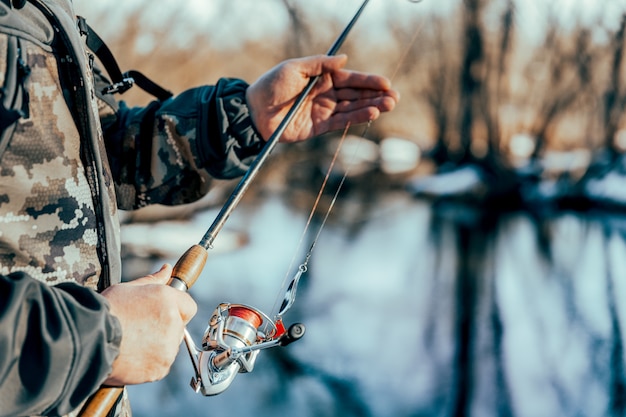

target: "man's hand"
[246,54,400,143]
[101,264,197,386]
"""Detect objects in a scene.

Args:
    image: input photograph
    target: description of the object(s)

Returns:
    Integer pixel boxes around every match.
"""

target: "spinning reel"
[183,303,305,396]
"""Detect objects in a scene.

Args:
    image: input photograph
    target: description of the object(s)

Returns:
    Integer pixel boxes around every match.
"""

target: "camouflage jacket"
[0,0,263,416]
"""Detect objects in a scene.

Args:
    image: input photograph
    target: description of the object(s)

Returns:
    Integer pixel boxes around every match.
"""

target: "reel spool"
[184,303,305,396]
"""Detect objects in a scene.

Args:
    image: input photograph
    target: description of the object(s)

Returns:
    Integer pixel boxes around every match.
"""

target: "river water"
[125,192,626,417]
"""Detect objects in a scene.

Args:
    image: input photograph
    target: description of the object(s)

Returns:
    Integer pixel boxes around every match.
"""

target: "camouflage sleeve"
[0,272,122,417]
[97,70,264,210]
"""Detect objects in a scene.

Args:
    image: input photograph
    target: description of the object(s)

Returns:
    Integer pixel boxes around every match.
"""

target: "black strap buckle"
[102,77,135,95]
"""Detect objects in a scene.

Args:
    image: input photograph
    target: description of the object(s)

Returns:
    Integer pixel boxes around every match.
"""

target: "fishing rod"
[172,0,372,395]
[78,1,372,415]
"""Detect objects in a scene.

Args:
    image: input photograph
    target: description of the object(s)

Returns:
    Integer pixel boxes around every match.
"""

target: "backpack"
[0,0,172,142]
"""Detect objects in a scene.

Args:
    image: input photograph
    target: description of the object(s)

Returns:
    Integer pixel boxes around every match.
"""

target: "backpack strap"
[76,16,173,101]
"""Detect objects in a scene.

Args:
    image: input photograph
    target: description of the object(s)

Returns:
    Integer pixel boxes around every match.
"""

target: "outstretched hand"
[246,54,399,143]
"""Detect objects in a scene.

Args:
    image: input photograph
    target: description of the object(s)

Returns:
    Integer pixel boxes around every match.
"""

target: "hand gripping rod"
[78,1,371,416]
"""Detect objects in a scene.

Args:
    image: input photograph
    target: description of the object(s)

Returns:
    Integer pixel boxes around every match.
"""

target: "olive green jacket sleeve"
[0,272,122,417]
[97,71,265,210]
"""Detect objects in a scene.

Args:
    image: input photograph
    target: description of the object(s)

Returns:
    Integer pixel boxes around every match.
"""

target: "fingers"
[296,54,349,78]
[298,55,393,93]
[334,94,399,114]
[177,292,198,324]
[324,94,399,129]
[327,107,382,131]
[149,264,197,323]
[152,264,197,323]
[305,54,399,114]
[332,69,393,92]
[124,263,197,323]
[335,86,400,103]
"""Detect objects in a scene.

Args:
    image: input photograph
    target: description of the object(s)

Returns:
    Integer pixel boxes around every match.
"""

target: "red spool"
[229,306,263,329]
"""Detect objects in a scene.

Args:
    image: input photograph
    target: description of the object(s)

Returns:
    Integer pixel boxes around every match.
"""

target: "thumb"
[130,263,173,286]
[299,54,348,77]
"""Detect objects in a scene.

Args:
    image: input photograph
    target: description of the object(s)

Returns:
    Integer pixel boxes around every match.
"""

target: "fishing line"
[268,1,426,325]
[269,122,355,322]
[388,18,426,82]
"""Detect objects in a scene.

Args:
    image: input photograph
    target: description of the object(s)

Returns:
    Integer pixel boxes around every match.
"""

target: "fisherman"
[0,0,398,416]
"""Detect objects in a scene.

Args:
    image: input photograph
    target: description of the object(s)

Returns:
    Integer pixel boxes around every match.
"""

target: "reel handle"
[168,244,208,291]
[279,323,306,346]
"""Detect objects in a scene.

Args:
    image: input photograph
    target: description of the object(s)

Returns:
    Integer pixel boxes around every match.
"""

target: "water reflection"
[126,194,626,417]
